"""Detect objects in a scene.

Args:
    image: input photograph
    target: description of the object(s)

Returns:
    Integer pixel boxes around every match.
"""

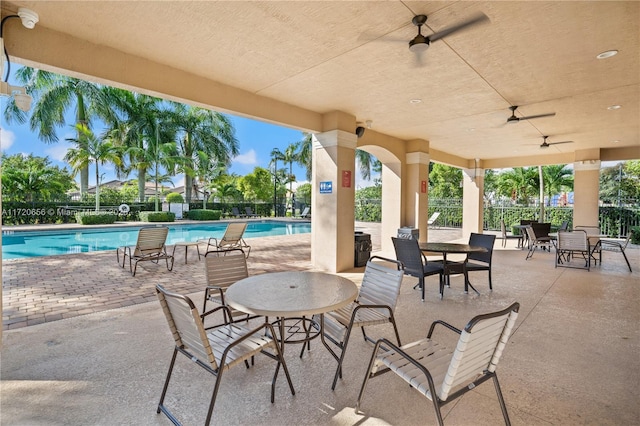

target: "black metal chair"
[525,226,554,260]
[318,256,405,390]
[439,233,496,293]
[392,237,444,301]
[356,302,520,426]
[155,284,295,426]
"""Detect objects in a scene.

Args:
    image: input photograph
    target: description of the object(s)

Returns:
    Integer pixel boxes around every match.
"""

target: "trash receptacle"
[397,227,419,241]
[354,231,372,267]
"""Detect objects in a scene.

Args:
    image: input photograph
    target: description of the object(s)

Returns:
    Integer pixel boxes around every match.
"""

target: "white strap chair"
[318,256,404,390]
[155,284,294,426]
[357,302,520,426]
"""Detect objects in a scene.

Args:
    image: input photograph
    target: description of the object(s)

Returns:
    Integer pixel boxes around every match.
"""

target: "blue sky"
[0,65,315,190]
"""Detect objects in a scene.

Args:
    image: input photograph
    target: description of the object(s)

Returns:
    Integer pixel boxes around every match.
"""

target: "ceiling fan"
[408,12,489,55]
[506,106,556,124]
[540,136,573,148]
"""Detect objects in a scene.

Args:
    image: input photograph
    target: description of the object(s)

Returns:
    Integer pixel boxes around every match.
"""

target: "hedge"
[75,211,118,225]
[186,209,221,220]
[139,211,176,222]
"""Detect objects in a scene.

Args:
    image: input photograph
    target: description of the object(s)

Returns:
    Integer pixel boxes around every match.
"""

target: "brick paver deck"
[1,223,461,330]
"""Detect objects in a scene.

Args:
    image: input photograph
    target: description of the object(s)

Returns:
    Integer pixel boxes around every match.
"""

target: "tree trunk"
[138,169,146,203]
[80,167,89,197]
[95,164,100,211]
[538,165,545,222]
[185,174,193,203]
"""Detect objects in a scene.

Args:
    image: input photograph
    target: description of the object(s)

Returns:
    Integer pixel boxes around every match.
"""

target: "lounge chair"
[116,226,174,276]
[155,284,295,426]
[201,222,251,258]
[356,302,520,426]
[230,207,244,218]
[428,212,441,228]
[297,206,311,219]
[245,206,259,217]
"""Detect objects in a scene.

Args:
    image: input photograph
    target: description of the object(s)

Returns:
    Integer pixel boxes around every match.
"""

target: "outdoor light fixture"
[0,7,38,111]
[596,50,618,59]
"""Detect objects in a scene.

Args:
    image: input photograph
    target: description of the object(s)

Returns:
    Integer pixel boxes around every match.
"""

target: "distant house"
[69,180,176,201]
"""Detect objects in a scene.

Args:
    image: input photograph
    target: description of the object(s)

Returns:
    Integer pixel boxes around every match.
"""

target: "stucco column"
[380,162,402,254]
[573,159,601,227]
[311,115,357,272]
[462,160,484,239]
[405,151,430,243]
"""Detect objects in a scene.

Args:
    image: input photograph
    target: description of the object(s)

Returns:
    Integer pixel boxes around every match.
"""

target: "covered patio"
[1,228,638,425]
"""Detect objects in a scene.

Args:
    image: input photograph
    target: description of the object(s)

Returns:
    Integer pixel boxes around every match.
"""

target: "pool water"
[1,221,311,260]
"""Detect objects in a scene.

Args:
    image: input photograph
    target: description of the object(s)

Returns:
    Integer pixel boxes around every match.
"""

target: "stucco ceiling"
[2,1,638,167]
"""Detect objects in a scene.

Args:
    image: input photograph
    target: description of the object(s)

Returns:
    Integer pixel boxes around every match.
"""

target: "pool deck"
[2,222,638,425]
[2,218,319,330]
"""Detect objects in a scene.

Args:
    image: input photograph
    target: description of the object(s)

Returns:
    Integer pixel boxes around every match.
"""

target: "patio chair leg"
[621,250,632,272]
[492,373,512,426]
[157,348,178,415]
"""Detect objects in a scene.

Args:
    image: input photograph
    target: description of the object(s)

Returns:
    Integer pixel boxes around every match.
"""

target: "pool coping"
[1,217,310,233]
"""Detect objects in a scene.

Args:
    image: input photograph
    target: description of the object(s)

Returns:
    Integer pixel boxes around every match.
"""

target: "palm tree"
[65,124,121,211]
[295,132,313,181]
[103,88,164,203]
[270,148,286,216]
[282,142,299,213]
[496,167,538,205]
[3,68,116,196]
[168,103,239,203]
[543,164,573,205]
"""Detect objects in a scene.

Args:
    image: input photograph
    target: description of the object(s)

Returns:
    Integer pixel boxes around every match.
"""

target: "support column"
[405,151,430,243]
[380,162,402,254]
[573,159,601,227]
[311,112,356,273]
[462,159,484,239]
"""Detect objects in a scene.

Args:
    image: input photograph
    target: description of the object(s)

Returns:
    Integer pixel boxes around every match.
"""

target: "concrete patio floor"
[1,224,638,425]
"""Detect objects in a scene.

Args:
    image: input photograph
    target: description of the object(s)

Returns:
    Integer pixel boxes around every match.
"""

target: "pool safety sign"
[319,181,333,194]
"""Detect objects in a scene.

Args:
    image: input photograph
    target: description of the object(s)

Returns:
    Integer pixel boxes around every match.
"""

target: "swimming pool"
[1,221,311,260]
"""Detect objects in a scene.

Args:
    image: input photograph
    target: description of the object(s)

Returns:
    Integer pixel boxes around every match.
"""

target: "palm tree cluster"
[3,68,242,211]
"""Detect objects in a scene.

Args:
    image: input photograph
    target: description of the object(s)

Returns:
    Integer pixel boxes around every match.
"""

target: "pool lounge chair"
[297,207,311,219]
[230,207,245,218]
[245,206,259,217]
[116,226,174,276]
[428,212,441,228]
[201,222,251,258]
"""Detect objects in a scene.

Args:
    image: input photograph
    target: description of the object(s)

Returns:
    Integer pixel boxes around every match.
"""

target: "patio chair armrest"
[219,322,280,365]
[200,304,234,325]
[427,320,462,338]
[370,338,438,390]
[369,255,404,271]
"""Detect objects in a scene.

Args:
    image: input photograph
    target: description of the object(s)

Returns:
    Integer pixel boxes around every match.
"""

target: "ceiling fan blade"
[549,141,573,146]
[520,112,556,120]
[428,12,489,42]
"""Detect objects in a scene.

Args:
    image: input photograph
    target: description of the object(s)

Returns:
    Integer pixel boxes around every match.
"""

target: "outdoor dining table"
[225,271,358,355]
[419,242,487,295]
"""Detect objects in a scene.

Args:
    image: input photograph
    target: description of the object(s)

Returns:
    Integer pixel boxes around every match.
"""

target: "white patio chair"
[201,222,251,258]
[599,234,632,272]
[356,302,520,426]
[155,284,294,426]
[317,256,404,390]
[116,226,174,276]
[428,212,441,228]
[555,230,590,270]
[202,248,257,327]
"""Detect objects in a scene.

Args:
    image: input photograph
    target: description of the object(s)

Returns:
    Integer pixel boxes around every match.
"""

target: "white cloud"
[233,149,258,165]
[0,127,16,151]
[45,142,71,162]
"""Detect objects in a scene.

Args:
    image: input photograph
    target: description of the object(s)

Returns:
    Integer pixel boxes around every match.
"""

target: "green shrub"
[630,226,640,245]
[166,192,184,204]
[139,211,176,222]
[186,209,221,220]
[75,211,118,225]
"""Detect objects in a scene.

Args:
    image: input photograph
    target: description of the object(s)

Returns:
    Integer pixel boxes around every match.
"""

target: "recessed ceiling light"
[409,99,422,104]
[612,140,620,143]
[607,105,622,110]
[597,50,618,59]
[467,128,475,132]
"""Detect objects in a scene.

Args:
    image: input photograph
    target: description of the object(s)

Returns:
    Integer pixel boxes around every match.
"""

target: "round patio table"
[225,271,358,354]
